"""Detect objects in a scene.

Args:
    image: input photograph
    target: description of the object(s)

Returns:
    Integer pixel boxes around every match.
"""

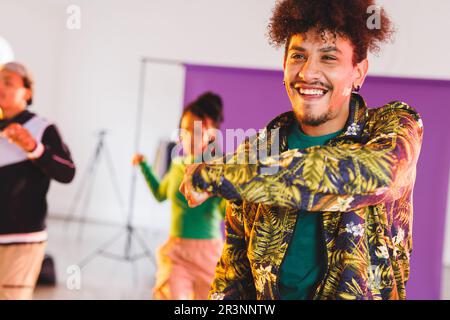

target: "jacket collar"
[0,110,34,130]
[264,93,369,152]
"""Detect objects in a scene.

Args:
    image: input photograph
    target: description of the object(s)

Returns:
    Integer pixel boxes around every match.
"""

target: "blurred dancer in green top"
[132,92,226,300]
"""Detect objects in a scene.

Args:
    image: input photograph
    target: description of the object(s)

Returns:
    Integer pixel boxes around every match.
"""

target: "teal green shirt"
[279,124,344,300]
[139,157,226,239]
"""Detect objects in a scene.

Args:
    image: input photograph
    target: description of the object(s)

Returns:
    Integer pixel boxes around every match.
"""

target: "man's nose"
[298,57,321,82]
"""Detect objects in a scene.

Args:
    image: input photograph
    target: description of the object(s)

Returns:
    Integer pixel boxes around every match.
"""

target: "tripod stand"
[74,60,157,275]
[65,130,126,238]
[73,128,156,271]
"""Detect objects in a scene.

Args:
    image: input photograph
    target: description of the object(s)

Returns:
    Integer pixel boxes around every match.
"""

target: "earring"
[353,84,361,92]
[283,80,286,86]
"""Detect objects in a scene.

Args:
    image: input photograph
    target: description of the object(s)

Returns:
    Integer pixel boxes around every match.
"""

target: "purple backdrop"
[183,64,450,300]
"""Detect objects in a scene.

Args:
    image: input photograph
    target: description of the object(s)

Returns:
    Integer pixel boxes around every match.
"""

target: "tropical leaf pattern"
[205,94,423,300]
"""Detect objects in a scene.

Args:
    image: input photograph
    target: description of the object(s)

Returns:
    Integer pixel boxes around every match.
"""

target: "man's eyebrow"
[288,46,306,52]
[319,46,342,54]
[288,45,342,54]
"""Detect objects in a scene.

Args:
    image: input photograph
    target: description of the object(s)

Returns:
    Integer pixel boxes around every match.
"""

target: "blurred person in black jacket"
[0,62,75,299]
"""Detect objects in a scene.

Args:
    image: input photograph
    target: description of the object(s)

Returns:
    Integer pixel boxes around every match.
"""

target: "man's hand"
[1,123,37,152]
[180,163,212,207]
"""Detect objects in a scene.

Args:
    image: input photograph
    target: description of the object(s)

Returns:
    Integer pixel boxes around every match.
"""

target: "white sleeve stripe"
[27,142,45,159]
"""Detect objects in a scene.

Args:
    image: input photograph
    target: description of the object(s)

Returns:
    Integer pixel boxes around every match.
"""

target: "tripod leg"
[132,228,157,268]
[78,229,125,269]
[64,153,99,227]
[103,142,127,219]
[76,159,102,240]
[65,133,105,230]
[124,226,133,261]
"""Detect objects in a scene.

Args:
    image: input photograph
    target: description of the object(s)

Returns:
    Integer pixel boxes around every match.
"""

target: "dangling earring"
[352,84,361,93]
[283,80,286,86]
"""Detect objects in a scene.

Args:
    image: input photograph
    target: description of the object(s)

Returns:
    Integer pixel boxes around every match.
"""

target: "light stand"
[77,59,156,273]
[65,130,126,239]
[75,57,184,283]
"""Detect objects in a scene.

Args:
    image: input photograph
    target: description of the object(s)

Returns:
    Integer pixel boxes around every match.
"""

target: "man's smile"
[293,83,331,100]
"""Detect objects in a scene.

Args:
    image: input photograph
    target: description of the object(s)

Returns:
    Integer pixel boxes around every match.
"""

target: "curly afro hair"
[268,0,395,64]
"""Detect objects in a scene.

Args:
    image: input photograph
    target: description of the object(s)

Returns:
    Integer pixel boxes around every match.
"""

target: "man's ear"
[23,88,32,105]
[354,58,369,88]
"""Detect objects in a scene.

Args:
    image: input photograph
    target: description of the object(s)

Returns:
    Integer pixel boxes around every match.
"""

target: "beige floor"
[34,218,166,300]
[34,218,450,300]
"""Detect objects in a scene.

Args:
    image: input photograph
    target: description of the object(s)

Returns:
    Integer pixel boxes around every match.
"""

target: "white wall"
[26,0,450,77]
[2,0,450,234]
[0,0,64,118]
[371,0,450,80]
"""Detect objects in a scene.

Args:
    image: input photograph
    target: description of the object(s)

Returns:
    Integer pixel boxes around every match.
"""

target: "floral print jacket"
[193,93,424,300]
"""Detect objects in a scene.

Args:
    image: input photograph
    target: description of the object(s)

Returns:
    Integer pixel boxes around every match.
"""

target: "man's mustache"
[290,81,333,91]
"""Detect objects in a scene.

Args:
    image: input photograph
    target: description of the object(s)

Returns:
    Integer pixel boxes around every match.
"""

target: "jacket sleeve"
[32,124,76,184]
[194,102,424,212]
[209,201,256,300]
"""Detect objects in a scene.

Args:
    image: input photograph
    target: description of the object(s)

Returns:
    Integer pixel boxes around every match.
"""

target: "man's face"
[0,69,30,112]
[283,29,367,128]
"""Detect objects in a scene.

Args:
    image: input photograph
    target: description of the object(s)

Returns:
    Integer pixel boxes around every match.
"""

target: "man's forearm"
[193,104,423,211]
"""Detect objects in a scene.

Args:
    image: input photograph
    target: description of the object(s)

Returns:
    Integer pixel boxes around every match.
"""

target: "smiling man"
[180,0,423,300]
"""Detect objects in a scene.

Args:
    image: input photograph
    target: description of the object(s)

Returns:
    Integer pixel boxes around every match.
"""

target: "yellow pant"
[0,242,46,300]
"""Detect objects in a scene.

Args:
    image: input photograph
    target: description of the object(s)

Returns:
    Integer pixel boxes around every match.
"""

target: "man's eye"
[291,54,306,60]
[322,55,336,61]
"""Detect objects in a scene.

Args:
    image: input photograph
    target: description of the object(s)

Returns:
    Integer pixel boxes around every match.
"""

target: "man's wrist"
[192,163,209,192]
[27,142,45,159]
[192,163,226,195]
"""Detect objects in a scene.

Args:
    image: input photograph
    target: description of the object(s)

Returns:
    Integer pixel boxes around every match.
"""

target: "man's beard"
[295,108,334,127]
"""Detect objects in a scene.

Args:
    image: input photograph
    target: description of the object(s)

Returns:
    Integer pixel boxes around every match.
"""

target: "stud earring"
[353,84,361,92]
